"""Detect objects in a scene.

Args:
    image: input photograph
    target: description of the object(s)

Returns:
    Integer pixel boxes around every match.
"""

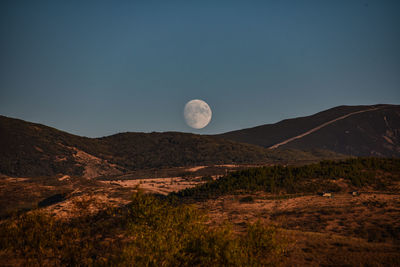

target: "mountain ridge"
[1,104,399,178]
[268,106,379,149]
[1,114,343,178]
[219,104,400,157]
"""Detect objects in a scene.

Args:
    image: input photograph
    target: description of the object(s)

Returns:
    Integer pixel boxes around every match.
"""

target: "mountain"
[3,103,397,178]
[1,115,337,178]
[219,104,400,157]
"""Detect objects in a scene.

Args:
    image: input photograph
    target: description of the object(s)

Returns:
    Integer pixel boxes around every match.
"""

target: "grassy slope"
[0,191,284,266]
[0,115,345,177]
[219,105,375,147]
[172,157,400,199]
[219,104,400,157]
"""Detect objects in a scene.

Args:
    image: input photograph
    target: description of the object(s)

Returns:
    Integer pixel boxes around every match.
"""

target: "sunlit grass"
[0,189,285,266]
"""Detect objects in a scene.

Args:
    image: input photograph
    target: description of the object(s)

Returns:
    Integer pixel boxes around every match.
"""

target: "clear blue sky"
[1,0,399,137]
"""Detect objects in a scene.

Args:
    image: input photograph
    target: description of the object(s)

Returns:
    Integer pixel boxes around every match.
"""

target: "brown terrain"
[1,163,399,266]
[201,190,400,266]
[1,105,400,265]
[0,164,237,219]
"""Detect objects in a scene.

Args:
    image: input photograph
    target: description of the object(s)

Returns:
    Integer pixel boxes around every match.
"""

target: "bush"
[116,190,283,266]
[240,196,255,203]
[201,176,214,182]
[0,210,97,266]
[172,158,400,199]
[0,190,285,266]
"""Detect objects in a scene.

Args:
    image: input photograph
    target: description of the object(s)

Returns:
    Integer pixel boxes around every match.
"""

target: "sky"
[0,0,399,137]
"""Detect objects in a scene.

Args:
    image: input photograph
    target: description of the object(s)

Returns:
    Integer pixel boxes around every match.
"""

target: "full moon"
[184,99,212,129]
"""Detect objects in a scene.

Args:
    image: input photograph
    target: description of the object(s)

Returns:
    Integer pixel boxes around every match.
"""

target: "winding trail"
[268,107,379,149]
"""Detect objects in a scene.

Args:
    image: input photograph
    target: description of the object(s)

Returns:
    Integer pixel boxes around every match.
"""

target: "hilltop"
[1,104,399,179]
[219,104,400,157]
[1,115,340,178]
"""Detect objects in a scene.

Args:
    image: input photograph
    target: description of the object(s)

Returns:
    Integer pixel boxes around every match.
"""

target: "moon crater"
[184,99,212,129]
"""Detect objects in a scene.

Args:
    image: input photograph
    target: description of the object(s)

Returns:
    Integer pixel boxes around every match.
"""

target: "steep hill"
[219,104,400,157]
[4,103,396,178]
[1,115,336,177]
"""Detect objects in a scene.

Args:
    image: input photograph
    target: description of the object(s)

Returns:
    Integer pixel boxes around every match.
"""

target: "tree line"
[172,158,400,199]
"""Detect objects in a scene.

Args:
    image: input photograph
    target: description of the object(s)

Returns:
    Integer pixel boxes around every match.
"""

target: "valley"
[1,105,400,266]
[1,158,399,266]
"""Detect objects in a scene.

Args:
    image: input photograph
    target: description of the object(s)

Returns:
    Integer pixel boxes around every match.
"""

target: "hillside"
[1,115,339,178]
[3,103,398,178]
[219,104,400,157]
[174,158,400,266]
[172,157,400,199]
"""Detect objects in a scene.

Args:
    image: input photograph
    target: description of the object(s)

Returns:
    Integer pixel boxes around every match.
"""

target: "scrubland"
[0,158,399,266]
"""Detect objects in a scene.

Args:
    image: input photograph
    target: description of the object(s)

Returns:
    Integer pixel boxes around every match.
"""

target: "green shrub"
[0,190,284,266]
[116,190,283,266]
[240,196,255,203]
[201,176,214,182]
[172,158,400,199]
[0,210,97,266]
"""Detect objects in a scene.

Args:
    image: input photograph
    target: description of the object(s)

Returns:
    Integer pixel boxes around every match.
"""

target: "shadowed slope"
[2,115,322,177]
[219,104,400,157]
[279,105,400,156]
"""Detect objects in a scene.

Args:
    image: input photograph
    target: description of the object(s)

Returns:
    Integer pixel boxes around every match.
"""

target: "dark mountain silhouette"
[2,103,398,178]
[219,104,400,157]
[1,115,339,177]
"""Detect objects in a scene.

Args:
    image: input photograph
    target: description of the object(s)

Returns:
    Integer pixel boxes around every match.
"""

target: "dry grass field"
[199,190,400,266]
[1,161,399,266]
